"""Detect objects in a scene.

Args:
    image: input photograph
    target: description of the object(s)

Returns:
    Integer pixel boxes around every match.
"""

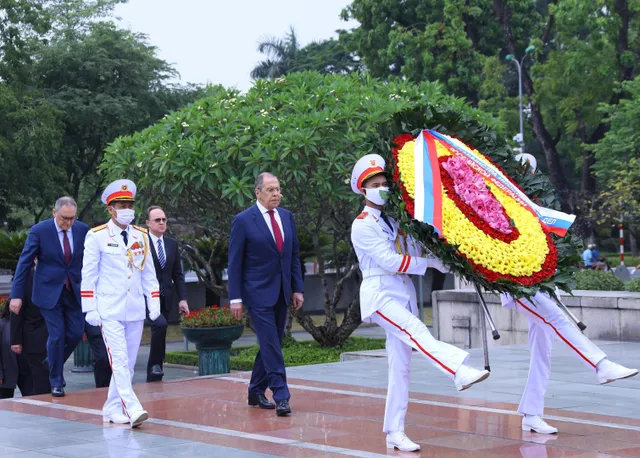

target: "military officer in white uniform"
[81,179,161,428]
[350,154,490,452]
[501,291,638,434]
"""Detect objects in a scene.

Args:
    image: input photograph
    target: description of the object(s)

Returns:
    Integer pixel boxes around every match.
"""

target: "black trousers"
[85,323,112,388]
[24,352,50,395]
[147,297,169,379]
[0,354,35,398]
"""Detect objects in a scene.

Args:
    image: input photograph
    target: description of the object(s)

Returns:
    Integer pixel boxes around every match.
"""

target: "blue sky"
[114,0,357,91]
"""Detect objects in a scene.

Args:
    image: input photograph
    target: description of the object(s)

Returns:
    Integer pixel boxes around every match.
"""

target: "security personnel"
[81,179,161,428]
[350,154,490,452]
[501,291,638,434]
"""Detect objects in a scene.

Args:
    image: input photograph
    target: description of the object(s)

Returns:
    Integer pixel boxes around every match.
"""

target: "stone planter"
[180,325,244,375]
[72,340,93,373]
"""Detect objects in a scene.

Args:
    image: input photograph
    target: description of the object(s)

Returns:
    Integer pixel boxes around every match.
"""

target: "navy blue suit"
[10,218,88,388]
[228,204,304,401]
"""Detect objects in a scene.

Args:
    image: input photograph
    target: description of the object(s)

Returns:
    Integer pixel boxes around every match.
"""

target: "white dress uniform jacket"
[351,205,447,321]
[81,220,160,321]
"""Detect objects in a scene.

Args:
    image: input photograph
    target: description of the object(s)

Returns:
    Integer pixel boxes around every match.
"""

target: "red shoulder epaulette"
[356,211,368,220]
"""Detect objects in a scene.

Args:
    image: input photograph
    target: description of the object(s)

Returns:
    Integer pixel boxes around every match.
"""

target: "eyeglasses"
[59,216,76,223]
[153,218,167,223]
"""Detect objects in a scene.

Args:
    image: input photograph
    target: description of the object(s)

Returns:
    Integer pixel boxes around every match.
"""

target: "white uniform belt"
[362,267,403,278]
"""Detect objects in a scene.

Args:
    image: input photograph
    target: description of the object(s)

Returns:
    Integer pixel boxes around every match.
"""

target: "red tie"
[63,230,72,290]
[268,210,283,253]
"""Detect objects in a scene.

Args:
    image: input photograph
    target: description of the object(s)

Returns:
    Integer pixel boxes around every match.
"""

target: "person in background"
[10,260,50,395]
[581,245,594,270]
[589,244,606,271]
[1,300,34,398]
[9,196,88,397]
[145,206,189,382]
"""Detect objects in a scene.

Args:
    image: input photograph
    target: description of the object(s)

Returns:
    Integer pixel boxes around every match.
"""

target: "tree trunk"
[630,230,638,257]
[492,0,572,212]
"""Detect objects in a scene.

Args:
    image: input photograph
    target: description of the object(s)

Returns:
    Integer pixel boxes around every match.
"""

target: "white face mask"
[115,208,135,226]
[364,187,389,206]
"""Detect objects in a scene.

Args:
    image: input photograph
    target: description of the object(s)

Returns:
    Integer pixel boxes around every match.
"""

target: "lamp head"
[525,45,535,54]
[506,54,515,61]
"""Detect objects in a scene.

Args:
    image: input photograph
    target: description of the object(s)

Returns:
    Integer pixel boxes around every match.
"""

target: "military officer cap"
[101,179,137,205]
[350,154,386,194]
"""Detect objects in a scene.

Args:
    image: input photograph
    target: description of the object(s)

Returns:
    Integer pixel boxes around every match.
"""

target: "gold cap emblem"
[370,159,376,166]
[121,184,128,191]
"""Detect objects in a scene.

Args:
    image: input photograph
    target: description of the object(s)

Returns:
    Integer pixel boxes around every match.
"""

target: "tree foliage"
[341,0,640,237]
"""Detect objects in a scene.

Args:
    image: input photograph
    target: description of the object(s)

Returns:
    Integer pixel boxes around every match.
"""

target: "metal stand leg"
[474,284,501,372]
[554,297,587,331]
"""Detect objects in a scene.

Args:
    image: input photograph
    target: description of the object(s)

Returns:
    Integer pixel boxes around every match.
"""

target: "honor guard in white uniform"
[81,179,161,428]
[350,155,490,452]
[501,291,638,434]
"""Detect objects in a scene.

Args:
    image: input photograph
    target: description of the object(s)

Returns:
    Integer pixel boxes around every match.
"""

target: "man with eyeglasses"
[228,172,304,417]
[145,206,189,382]
[9,196,88,397]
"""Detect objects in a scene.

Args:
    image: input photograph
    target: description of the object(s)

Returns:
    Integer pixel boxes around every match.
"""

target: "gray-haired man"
[10,197,89,397]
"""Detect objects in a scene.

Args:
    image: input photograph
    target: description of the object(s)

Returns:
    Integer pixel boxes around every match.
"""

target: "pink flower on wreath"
[442,157,513,234]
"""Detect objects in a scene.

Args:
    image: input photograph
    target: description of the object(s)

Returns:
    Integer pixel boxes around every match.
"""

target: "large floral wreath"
[388,129,578,297]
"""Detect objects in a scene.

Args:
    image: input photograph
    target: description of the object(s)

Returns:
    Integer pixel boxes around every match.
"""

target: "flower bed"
[180,305,241,328]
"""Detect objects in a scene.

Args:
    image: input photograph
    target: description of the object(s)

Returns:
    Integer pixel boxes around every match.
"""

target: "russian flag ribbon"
[413,130,576,237]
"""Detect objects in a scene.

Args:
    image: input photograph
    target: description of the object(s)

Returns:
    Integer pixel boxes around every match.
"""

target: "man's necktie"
[121,230,128,246]
[157,239,166,269]
[268,210,284,253]
[380,212,394,232]
[63,230,72,290]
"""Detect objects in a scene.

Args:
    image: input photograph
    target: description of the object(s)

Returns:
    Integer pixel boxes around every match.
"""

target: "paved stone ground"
[2,330,640,456]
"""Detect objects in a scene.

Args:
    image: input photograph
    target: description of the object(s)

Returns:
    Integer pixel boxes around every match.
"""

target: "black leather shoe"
[275,399,291,417]
[248,393,275,409]
[52,386,65,397]
[147,364,164,382]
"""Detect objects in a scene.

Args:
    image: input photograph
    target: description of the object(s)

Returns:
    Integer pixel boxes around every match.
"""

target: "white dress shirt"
[54,219,73,254]
[149,233,165,262]
[256,201,285,243]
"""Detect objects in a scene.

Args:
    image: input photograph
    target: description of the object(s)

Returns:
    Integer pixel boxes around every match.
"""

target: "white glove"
[429,258,451,274]
[149,309,161,321]
[85,311,102,327]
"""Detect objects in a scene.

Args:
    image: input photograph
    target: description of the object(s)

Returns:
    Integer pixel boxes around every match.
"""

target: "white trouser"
[371,300,469,433]
[515,292,607,416]
[101,319,145,419]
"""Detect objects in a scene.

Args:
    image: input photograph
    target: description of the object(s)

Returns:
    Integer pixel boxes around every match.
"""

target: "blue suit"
[228,204,304,401]
[10,218,88,388]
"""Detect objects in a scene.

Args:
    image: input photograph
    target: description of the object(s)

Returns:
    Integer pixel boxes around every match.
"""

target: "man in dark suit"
[145,206,189,382]
[228,172,304,417]
[10,261,51,395]
[9,196,88,397]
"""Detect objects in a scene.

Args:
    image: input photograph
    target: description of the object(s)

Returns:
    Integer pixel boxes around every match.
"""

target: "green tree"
[341,0,640,236]
[101,71,534,346]
[250,26,300,79]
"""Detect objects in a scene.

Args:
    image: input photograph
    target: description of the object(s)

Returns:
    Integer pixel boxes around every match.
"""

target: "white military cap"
[101,179,137,205]
[350,154,386,194]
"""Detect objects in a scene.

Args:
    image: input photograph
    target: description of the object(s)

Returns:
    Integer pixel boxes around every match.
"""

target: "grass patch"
[165,336,387,370]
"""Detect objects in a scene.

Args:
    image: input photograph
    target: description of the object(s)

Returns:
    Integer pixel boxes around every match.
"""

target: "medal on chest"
[126,240,148,271]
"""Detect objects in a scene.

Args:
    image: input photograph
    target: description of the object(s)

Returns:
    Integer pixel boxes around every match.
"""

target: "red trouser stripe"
[100,326,131,419]
[515,299,596,369]
[375,311,455,375]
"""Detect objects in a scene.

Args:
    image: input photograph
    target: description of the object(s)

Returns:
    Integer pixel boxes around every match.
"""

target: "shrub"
[574,270,625,291]
[165,337,387,369]
[627,278,640,293]
[180,305,241,328]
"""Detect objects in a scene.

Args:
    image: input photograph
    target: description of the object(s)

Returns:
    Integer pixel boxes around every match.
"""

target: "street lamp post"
[506,45,535,153]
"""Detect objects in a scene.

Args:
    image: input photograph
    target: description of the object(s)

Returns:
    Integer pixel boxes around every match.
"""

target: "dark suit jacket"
[227,205,304,308]
[10,218,89,309]
[11,266,48,355]
[148,234,187,312]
